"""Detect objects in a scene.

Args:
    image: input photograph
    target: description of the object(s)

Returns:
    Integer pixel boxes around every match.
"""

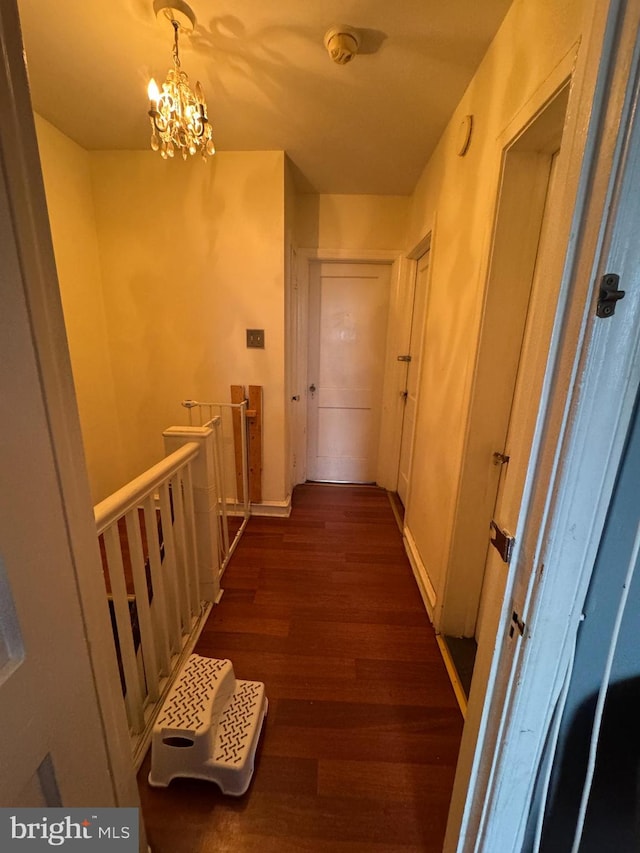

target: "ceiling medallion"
[147,1,215,160]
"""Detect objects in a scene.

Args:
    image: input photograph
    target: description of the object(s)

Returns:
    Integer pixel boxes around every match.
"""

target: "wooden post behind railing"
[230,384,262,505]
[163,426,221,603]
[230,385,246,502]
[247,385,263,504]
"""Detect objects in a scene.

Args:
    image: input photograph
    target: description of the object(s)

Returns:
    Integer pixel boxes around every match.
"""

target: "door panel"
[435,85,571,639]
[476,150,560,649]
[307,262,391,483]
[0,24,123,806]
[0,209,117,806]
[397,250,430,505]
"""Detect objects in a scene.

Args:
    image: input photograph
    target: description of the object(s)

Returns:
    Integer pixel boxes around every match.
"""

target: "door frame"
[396,234,433,508]
[473,97,567,653]
[446,0,640,848]
[1,0,142,823]
[441,56,576,639]
[294,248,404,487]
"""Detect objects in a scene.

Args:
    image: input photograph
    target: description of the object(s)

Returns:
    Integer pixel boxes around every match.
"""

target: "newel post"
[163,425,222,603]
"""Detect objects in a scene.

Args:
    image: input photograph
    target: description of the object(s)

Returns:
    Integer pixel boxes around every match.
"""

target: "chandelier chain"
[172,20,180,69]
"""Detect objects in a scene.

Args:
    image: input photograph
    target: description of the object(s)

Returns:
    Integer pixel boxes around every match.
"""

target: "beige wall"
[89,150,288,504]
[403,0,585,627]
[35,115,126,503]
[296,194,409,249]
[36,127,289,506]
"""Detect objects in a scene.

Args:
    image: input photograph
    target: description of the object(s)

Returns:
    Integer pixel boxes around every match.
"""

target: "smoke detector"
[324,26,360,65]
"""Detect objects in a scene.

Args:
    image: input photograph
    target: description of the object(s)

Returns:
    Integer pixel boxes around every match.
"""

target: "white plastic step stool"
[148,654,267,795]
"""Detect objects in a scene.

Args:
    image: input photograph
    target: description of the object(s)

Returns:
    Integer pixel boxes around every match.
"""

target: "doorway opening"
[396,247,430,507]
[441,82,571,701]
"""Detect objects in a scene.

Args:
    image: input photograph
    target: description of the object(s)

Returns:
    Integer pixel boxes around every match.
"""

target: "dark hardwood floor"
[138,484,463,852]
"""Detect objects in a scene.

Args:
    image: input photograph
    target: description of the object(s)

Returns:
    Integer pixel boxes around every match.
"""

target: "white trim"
[398,222,436,519]
[250,497,292,518]
[403,527,437,620]
[298,247,404,263]
[407,232,432,261]
[436,635,469,720]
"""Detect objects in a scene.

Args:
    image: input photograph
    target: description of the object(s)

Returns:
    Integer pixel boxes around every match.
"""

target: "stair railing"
[180,399,251,572]
[95,424,223,767]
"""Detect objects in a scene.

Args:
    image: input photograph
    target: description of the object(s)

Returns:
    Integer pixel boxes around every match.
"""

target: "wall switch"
[246,329,265,349]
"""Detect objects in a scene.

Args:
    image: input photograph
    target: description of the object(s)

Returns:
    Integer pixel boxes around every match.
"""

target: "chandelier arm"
[149,111,170,134]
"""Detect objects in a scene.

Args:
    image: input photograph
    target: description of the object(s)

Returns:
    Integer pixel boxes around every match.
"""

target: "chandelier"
[147,7,215,160]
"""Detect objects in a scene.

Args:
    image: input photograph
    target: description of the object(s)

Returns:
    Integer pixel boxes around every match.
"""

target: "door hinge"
[492,451,510,466]
[596,272,625,318]
[489,520,515,563]
[509,610,526,638]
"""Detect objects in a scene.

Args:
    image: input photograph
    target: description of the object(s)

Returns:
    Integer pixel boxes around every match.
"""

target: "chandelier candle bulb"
[148,78,160,111]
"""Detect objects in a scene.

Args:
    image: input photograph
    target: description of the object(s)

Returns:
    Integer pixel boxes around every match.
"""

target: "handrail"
[94,442,200,534]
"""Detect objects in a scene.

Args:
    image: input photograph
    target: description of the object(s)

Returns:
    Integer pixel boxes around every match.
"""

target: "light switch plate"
[246,329,265,349]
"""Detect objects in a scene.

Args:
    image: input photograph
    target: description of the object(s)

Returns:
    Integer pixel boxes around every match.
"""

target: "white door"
[397,250,430,505]
[0,224,121,803]
[0,0,134,811]
[0,168,122,809]
[307,261,391,483]
[475,151,560,651]
[287,246,306,487]
[436,86,571,641]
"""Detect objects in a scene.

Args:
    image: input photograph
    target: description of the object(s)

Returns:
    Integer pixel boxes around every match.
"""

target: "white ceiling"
[17,0,513,194]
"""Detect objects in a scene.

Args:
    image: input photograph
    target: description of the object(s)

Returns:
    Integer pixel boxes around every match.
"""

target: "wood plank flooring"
[138,484,463,852]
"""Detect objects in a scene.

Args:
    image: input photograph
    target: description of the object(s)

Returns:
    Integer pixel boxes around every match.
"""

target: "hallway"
[138,484,463,851]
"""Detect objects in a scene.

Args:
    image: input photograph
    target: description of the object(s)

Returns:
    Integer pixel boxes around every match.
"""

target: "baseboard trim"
[403,526,437,623]
[250,497,292,518]
[387,491,405,535]
[436,634,468,720]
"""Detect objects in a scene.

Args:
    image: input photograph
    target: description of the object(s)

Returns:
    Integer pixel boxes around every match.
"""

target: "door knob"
[309,384,316,393]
